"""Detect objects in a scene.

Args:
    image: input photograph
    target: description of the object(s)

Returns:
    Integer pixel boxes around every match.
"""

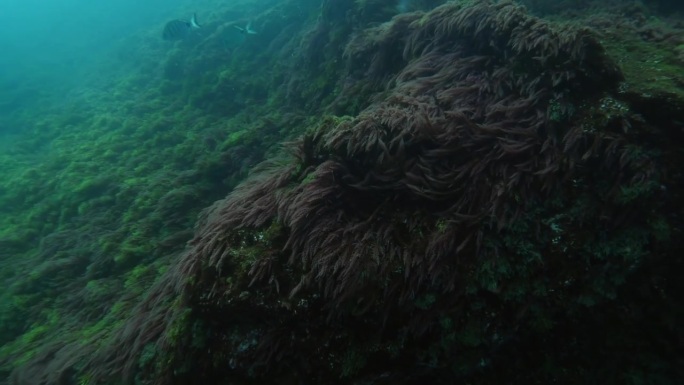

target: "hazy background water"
[0,0,232,124]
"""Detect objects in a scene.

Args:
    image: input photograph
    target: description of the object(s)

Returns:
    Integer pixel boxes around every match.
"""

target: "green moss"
[124,264,153,291]
[226,129,248,146]
[604,27,684,100]
[164,305,192,346]
[299,171,317,186]
[77,373,94,385]
[81,318,111,340]
[20,324,49,344]
[435,218,449,233]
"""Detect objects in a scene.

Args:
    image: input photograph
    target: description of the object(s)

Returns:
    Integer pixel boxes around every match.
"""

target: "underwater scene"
[0,0,683,384]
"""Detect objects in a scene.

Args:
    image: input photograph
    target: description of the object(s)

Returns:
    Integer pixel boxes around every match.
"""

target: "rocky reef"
[1,1,682,384]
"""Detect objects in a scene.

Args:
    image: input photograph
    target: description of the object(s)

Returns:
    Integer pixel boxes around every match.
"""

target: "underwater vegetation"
[0,0,683,384]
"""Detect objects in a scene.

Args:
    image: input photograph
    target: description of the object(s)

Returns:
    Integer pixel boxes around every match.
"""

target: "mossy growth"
[230,221,285,276]
[602,23,684,101]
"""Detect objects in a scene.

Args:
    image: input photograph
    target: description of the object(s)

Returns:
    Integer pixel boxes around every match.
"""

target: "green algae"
[606,30,684,100]
[596,15,684,129]
[0,0,322,378]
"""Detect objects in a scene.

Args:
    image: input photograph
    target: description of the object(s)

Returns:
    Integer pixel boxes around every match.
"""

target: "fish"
[162,13,201,41]
[233,21,257,35]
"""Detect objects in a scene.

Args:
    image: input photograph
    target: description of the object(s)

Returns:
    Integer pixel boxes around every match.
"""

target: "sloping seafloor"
[0,0,683,384]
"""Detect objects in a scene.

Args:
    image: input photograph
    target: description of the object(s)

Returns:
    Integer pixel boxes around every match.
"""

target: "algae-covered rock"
[79,1,682,385]
[2,1,683,385]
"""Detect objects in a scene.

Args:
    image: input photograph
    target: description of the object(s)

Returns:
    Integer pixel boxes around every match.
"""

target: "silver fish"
[162,13,201,41]
[233,21,257,35]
